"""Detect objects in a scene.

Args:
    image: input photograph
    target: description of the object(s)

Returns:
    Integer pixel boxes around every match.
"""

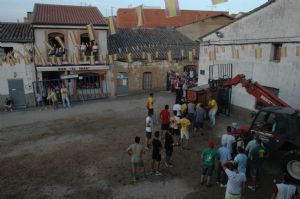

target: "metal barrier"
[32,74,108,106]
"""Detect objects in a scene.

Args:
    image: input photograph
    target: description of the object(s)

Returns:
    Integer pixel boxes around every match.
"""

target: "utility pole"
[111,6,115,16]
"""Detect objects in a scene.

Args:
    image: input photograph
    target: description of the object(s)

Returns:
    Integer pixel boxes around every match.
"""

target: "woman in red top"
[160,105,170,138]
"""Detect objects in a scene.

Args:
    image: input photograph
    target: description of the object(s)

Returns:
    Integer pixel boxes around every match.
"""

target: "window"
[80,33,99,60]
[255,86,279,110]
[48,32,65,57]
[271,43,282,61]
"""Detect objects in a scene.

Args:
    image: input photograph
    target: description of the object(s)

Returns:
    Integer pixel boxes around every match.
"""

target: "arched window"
[80,33,99,60]
[48,32,65,57]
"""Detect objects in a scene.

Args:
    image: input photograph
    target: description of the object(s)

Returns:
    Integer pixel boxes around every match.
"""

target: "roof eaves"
[199,0,276,40]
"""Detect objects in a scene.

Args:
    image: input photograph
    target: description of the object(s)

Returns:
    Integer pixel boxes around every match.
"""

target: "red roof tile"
[32,3,107,26]
[117,9,229,28]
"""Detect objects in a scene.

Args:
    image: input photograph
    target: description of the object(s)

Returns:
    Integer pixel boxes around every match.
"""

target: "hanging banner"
[136,5,144,27]
[222,47,225,53]
[51,55,56,65]
[86,24,96,41]
[83,54,87,62]
[108,16,117,35]
[34,45,41,57]
[73,54,79,65]
[167,51,172,62]
[155,51,159,59]
[0,57,3,66]
[280,47,287,58]
[232,47,239,59]
[70,31,79,47]
[108,55,113,65]
[68,55,73,64]
[297,46,300,57]
[57,57,62,65]
[214,47,218,53]
[142,52,146,59]
[209,51,216,61]
[165,0,181,18]
[55,36,65,50]
[34,55,40,65]
[90,55,95,65]
[113,54,117,61]
[147,53,152,63]
[188,51,193,63]
[44,41,52,50]
[127,53,133,63]
[212,0,228,5]
[181,49,185,57]
[255,48,262,59]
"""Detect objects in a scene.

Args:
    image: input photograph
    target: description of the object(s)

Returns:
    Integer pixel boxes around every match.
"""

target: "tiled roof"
[32,3,107,26]
[0,23,33,43]
[117,9,228,28]
[108,28,199,60]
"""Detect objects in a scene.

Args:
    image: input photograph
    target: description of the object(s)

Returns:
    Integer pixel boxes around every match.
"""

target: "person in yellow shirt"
[147,93,154,115]
[178,116,191,149]
[60,84,71,108]
[48,88,58,109]
[208,96,218,127]
[180,101,187,116]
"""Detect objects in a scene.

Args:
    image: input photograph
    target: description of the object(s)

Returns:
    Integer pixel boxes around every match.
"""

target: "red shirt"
[160,109,170,125]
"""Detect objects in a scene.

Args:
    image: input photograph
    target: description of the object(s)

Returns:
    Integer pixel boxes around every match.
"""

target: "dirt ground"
[0,92,281,199]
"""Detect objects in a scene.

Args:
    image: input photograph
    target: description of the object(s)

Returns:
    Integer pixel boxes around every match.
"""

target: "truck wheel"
[281,150,300,184]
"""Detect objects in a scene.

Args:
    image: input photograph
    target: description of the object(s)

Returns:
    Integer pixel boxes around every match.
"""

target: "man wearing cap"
[201,140,219,186]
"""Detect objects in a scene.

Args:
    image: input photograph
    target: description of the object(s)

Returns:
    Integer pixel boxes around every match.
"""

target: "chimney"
[24,12,33,23]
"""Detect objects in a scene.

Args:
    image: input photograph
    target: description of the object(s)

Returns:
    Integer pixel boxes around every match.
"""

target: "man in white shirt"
[271,173,299,199]
[221,126,236,155]
[223,161,246,199]
[245,136,259,157]
[173,101,182,117]
[145,112,154,150]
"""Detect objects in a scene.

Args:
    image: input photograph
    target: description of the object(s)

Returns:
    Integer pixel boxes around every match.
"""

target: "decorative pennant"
[209,50,216,61]
[57,57,62,65]
[108,16,117,35]
[212,0,228,5]
[62,54,66,61]
[83,54,87,62]
[297,46,300,57]
[232,47,239,59]
[108,55,113,64]
[147,53,152,63]
[255,48,262,59]
[167,51,172,62]
[73,54,79,65]
[113,54,117,61]
[214,47,218,53]
[44,41,52,50]
[90,55,95,65]
[40,56,47,66]
[136,5,144,27]
[280,47,287,58]
[188,51,193,63]
[86,24,96,41]
[222,47,225,53]
[51,55,56,65]
[55,36,65,50]
[181,49,185,57]
[127,53,133,63]
[68,55,73,64]
[155,51,159,59]
[16,56,21,64]
[34,45,41,57]
[0,57,3,66]
[165,0,181,18]
[70,31,79,47]
[142,52,146,59]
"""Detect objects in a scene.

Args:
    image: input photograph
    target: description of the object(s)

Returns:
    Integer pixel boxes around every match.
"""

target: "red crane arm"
[221,74,290,108]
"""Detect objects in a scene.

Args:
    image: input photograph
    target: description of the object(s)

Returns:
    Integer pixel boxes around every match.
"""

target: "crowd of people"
[35,84,71,110]
[126,93,299,199]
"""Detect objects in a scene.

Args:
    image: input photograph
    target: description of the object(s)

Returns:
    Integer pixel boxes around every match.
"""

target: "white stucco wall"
[0,42,36,96]
[198,0,300,110]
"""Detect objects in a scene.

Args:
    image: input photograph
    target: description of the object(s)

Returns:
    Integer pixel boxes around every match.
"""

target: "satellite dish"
[216,31,224,38]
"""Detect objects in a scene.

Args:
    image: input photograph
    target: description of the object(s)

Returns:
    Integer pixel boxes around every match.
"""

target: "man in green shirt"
[201,140,219,186]
[248,138,266,191]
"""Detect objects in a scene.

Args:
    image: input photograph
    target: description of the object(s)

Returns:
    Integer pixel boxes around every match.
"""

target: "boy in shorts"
[151,131,163,176]
[170,110,180,145]
[145,112,153,150]
[178,115,191,149]
[201,140,219,186]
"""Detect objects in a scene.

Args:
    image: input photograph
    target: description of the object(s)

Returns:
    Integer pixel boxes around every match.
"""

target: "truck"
[221,74,300,183]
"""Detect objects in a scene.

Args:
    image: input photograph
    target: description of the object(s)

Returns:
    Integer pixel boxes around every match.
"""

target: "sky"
[0,0,267,22]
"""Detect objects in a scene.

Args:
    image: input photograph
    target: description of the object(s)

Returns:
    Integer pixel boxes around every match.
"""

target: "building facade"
[198,0,300,111]
[0,23,36,108]
[32,4,112,101]
[108,28,199,96]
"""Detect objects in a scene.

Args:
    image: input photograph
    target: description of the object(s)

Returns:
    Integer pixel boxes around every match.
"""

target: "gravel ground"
[0,91,280,199]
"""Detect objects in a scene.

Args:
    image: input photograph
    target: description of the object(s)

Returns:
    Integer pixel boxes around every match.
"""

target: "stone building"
[0,23,36,108]
[108,28,199,96]
[176,14,234,41]
[198,0,300,111]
